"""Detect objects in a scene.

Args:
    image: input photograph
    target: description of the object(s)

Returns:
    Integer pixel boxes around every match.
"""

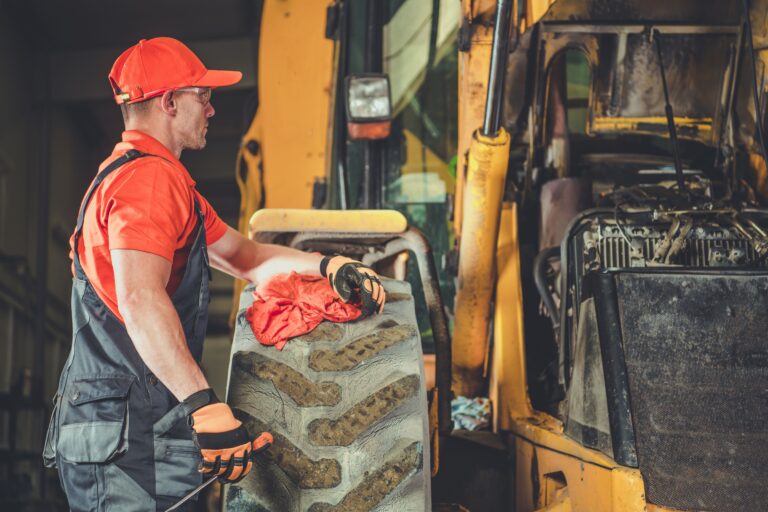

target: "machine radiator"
[614,272,768,510]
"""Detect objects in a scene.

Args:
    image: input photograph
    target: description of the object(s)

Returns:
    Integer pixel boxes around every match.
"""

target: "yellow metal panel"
[456,1,495,238]
[516,436,648,512]
[527,0,556,26]
[511,413,617,468]
[610,467,647,512]
[647,504,691,511]
[452,128,510,397]
[537,495,571,512]
[455,0,554,238]
[235,137,264,235]
[750,151,768,200]
[533,454,614,512]
[232,0,335,322]
[490,202,535,426]
[592,116,713,139]
[249,209,408,237]
[245,0,334,211]
[231,124,266,325]
[517,438,538,511]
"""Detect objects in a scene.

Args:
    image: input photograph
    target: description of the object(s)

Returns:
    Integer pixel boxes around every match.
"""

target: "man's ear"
[159,90,177,115]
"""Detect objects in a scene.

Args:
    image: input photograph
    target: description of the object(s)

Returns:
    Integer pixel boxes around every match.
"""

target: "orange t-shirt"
[70,130,228,323]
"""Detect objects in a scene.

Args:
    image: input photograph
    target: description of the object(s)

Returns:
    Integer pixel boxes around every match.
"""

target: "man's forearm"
[120,287,208,400]
[209,228,323,285]
[243,242,323,284]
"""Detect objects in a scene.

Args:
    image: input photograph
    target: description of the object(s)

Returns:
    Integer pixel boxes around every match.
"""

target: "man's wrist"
[320,255,333,277]
[182,387,219,413]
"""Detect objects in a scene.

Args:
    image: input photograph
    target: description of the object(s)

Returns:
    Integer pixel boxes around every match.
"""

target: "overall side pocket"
[42,394,60,468]
[57,375,134,463]
[153,403,203,499]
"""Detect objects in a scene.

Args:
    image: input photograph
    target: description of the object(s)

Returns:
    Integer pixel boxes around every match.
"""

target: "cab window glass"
[544,49,590,178]
[381,0,460,348]
[566,50,590,135]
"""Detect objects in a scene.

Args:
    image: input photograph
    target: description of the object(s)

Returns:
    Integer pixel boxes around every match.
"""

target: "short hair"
[119,98,155,125]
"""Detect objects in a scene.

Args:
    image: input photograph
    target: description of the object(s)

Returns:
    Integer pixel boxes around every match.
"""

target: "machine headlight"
[345,74,392,140]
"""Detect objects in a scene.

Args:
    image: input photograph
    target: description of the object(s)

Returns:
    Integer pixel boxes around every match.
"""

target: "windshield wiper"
[652,28,687,193]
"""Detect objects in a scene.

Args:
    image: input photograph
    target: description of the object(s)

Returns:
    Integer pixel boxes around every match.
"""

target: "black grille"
[615,272,768,510]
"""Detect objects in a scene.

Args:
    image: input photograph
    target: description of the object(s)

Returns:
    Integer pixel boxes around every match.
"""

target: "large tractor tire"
[223,278,431,512]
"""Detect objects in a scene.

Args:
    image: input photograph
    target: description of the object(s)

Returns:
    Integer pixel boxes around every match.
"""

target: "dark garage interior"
[0,1,261,508]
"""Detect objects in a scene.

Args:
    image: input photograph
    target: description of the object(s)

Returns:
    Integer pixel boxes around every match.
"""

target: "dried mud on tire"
[224,279,431,512]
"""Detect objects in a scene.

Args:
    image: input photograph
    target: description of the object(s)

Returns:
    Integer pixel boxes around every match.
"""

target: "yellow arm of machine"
[231,0,335,324]
[454,2,663,510]
[453,0,556,397]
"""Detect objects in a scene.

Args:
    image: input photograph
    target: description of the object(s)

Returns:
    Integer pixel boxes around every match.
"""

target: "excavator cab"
[223,2,470,510]
[225,0,768,510]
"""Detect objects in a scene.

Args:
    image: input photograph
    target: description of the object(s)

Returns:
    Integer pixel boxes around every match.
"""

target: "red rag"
[245,272,362,350]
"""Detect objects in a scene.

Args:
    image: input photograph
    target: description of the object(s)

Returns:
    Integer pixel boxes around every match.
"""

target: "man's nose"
[205,102,215,118]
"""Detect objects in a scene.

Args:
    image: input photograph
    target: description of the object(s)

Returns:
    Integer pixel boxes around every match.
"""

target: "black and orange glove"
[186,389,272,483]
[320,255,386,316]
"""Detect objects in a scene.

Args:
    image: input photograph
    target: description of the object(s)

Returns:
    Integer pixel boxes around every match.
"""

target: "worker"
[41,37,386,511]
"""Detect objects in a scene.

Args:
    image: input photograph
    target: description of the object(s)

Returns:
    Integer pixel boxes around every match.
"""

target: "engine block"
[584,221,764,269]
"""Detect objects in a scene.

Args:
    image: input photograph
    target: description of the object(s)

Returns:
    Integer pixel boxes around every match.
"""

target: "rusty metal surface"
[532,24,739,146]
[499,0,768,153]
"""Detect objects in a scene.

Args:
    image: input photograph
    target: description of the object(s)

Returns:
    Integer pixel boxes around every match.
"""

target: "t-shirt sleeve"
[196,191,229,244]
[105,161,191,261]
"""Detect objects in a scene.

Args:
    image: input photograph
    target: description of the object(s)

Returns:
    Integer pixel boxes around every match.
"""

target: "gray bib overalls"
[43,150,212,511]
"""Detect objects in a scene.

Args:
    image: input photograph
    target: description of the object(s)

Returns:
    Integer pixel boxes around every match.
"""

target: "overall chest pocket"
[57,376,133,463]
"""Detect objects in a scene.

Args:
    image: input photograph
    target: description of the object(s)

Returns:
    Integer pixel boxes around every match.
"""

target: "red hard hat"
[108,37,242,105]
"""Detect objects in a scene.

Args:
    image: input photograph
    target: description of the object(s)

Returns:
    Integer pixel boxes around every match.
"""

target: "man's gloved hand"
[187,389,272,483]
[320,255,386,316]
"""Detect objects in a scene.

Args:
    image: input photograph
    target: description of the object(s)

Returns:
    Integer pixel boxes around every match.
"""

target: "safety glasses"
[174,87,212,106]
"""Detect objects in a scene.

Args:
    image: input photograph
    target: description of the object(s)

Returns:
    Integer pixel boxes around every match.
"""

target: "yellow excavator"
[224,0,768,510]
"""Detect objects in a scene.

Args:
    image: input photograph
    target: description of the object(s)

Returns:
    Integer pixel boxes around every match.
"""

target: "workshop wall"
[0,8,35,266]
[0,4,107,506]
[0,1,260,507]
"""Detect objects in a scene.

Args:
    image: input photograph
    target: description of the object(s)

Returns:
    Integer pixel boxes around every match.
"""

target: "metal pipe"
[652,30,686,192]
[380,229,453,435]
[361,0,384,209]
[743,216,768,238]
[715,23,743,179]
[453,128,510,397]
[333,0,351,209]
[482,0,513,136]
[729,216,768,257]
[337,160,349,209]
[593,272,638,468]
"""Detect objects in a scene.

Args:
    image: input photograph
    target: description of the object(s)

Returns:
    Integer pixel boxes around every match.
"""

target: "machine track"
[224,279,431,511]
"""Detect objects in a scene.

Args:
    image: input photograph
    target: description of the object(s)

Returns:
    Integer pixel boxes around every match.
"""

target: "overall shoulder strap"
[72,149,148,278]
[192,196,204,224]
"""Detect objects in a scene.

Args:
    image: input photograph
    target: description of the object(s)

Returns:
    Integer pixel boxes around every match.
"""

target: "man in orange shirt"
[43,37,385,511]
